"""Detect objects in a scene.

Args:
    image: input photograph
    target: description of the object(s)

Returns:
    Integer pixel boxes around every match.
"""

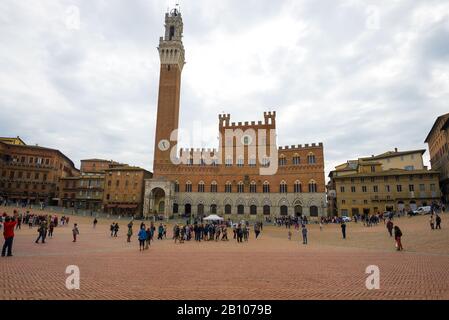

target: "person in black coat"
[394,226,403,251]
[341,222,347,239]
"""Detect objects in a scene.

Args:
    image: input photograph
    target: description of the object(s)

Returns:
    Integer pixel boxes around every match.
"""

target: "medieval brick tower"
[153,8,185,176]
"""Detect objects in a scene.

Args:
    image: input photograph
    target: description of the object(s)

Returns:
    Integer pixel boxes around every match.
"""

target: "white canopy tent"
[203,214,224,221]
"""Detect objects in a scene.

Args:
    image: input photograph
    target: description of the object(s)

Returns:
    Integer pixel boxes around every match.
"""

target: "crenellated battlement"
[219,111,277,129]
[278,142,323,151]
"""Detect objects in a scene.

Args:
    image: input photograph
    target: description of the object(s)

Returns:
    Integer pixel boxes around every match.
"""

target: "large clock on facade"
[158,139,170,151]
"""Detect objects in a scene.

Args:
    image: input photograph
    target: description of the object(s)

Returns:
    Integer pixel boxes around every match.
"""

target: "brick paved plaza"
[1,208,449,300]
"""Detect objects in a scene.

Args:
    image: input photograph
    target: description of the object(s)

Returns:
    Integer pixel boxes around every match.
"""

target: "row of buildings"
[327,113,449,216]
[0,137,152,216]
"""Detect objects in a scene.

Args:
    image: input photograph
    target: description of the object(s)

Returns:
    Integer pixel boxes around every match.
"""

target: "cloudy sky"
[1,0,448,179]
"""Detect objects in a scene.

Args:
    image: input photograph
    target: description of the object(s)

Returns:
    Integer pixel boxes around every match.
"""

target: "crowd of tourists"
[1,210,79,256]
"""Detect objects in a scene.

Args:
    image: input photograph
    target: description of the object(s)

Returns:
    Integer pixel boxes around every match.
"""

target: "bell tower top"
[158,6,185,71]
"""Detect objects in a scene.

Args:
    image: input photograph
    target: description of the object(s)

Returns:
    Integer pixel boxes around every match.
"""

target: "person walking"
[158,223,164,240]
[221,225,228,241]
[254,223,261,239]
[72,223,79,242]
[145,227,151,250]
[138,226,146,251]
[430,215,435,230]
[35,220,47,244]
[48,221,55,238]
[386,220,394,237]
[110,222,115,237]
[341,221,347,239]
[15,214,21,230]
[301,225,308,245]
[113,222,119,237]
[126,223,133,243]
[394,226,403,251]
[93,218,98,229]
[2,216,17,257]
[435,214,442,229]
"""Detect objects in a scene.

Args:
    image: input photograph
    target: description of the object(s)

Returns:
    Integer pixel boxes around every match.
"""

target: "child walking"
[72,224,79,242]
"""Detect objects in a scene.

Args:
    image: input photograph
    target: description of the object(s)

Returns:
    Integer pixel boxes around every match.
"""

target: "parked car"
[341,216,352,222]
[413,206,432,215]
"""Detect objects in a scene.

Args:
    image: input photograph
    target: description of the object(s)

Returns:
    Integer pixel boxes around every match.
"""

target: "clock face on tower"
[158,139,170,151]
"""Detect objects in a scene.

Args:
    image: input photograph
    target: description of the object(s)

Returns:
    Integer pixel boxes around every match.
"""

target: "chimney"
[394,148,398,152]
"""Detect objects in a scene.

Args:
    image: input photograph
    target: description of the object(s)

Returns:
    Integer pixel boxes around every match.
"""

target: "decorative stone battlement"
[278,142,323,151]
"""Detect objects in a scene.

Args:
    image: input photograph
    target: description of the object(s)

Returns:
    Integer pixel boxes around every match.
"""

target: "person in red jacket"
[2,215,17,257]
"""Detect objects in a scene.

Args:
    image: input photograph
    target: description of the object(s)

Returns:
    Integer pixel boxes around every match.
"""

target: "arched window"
[262,157,270,167]
[210,204,217,214]
[173,203,179,214]
[249,157,257,167]
[237,157,244,167]
[225,157,233,167]
[174,181,180,192]
[185,181,192,193]
[169,26,175,40]
[294,180,302,193]
[198,181,205,193]
[310,206,319,217]
[280,180,288,193]
[293,154,300,165]
[280,205,288,216]
[307,153,316,164]
[225,181,232,193]
[263,205,271,215]
[225,204,232,214]
[210,181,217,193]
[263,181,270,193]
[308,180,317,193]
[237,204,244,215]
[197,204,204,216]
[279,155,287,166]
[237,181,244,193]
[250,205,257,215]
[250,181,257,193]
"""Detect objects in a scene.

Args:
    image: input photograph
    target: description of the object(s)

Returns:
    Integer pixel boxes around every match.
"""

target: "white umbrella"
[203,214,224,221]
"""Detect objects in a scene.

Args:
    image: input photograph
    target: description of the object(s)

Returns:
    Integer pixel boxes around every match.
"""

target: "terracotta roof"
[333,168,439,179]
[360,149,425,161]
[0,141,76,169]
[81,159,118,163]
[442,117,449,131]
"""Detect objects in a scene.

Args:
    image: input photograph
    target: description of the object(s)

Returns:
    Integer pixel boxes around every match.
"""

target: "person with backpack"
[138,226,147,251]
[35,220,47,244]
[145,227,151,250]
